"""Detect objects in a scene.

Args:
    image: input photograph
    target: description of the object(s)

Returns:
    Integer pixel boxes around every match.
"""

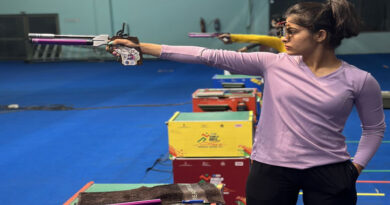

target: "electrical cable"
[108,0,115,36]
[246,0,254,31]
[142,153,172,182]
[0,101,192,114]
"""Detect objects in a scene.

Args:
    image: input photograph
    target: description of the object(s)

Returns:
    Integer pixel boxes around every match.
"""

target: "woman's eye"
[287,29,298,35]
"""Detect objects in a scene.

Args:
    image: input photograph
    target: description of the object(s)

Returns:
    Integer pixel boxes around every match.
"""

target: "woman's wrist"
[352,162,364,174]
[139,43,162,57]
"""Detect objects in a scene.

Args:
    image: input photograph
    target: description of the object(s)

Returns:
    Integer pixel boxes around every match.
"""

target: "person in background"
[108,0,385,204]
[218,14,285,53]
[220,33,285,53]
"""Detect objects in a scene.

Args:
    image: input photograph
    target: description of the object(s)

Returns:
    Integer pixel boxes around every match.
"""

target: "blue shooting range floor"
[0,54,390,205]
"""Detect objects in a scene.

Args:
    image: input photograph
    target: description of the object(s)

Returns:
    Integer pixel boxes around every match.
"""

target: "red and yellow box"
[173,157,250,205]
[167,111,253,158]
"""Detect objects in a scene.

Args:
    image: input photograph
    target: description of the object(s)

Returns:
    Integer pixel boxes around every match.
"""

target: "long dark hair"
[285,0,361,48]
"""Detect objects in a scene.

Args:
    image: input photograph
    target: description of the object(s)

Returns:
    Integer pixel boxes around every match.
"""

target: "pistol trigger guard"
[114,46,141,66]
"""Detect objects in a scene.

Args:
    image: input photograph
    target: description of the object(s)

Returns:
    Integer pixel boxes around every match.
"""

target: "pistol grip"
[110,36,143,66]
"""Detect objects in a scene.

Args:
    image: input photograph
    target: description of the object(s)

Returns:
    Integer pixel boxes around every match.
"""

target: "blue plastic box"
[212,74,264,92]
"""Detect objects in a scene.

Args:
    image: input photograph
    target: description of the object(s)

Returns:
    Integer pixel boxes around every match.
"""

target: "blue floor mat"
[0,60,221,204]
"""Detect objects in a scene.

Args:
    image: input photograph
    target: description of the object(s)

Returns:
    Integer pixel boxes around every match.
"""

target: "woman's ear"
[315,29,328,43]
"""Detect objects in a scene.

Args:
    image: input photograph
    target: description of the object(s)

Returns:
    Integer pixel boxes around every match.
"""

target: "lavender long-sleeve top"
[160,45,386,169]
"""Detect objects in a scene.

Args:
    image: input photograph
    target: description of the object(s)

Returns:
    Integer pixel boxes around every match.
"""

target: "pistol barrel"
[30,38,93,45]
[28,33,96,39]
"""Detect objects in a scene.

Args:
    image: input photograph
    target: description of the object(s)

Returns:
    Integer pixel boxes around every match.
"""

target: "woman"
[108,0,385,204]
